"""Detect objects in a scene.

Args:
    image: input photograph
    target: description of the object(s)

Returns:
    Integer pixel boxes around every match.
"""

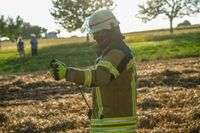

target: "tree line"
[50,0,200,34]
[1,0,200,42]
[0,15,47,41]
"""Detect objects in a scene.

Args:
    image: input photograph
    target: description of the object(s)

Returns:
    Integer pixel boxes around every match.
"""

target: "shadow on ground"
[138,69,200,88]
[0,78,91,106]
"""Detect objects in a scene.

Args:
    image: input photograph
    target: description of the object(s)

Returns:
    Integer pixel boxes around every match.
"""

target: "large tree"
[137,0,200,33]
[50,0,114,36]
[22,22,47,39]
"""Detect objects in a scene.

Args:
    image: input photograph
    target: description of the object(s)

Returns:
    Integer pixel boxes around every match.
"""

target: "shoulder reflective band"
[96,87,103,118]
[95,56,102,63]
[96,60,119,78]
[91,116,137,126]
[127,58,136,70]
[84,70,92,86]
[90,125,136,133]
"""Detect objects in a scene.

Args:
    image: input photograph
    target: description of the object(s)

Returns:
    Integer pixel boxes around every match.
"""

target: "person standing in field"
[30,34,38,56]
[17,37,25,58]
[50,9,137,133]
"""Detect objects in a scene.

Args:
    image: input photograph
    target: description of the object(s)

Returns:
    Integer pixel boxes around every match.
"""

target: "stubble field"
[0,57,200,133]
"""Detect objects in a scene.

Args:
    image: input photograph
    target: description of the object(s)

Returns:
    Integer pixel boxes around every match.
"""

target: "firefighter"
[50,9,137,133]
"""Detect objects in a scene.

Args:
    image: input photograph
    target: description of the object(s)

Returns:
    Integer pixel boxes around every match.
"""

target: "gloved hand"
[50,59,67,80]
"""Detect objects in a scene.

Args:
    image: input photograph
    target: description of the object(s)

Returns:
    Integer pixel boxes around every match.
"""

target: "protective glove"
[50,59,68,80]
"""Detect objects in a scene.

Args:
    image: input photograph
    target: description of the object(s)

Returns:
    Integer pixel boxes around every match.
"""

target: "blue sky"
[0,0,200,37]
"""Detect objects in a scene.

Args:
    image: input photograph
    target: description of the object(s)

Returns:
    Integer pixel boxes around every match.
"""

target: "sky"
[0,0,200,37]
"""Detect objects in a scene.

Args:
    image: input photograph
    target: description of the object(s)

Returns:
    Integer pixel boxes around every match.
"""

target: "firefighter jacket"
[66,40,137,133]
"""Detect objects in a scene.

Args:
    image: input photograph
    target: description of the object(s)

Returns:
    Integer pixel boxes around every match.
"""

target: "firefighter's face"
[92,31,102,42]
[92,31,108,51]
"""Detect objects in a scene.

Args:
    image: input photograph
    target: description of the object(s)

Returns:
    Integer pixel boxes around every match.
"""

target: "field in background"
[0,26,200,74]
[125,24,200,40]
[0,36,87,49]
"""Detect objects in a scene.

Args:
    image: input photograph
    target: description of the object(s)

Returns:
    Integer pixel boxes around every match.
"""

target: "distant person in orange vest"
[30,34,38,56]
[17,37,25,58]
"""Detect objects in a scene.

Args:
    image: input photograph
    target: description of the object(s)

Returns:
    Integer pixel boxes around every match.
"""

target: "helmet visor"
[80,17,90,33]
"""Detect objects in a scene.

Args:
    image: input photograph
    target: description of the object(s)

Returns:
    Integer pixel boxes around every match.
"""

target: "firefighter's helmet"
[81,9,120,34]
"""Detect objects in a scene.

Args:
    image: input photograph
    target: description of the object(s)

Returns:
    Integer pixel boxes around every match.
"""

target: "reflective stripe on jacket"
[66,41,137,132]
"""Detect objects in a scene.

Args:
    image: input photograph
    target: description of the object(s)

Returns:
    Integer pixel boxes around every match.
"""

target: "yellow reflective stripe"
[90,125,136,133]
[91,116,137,126]
[96,60,119,78]
[84,70,92,86]
[92,116,137,121]
[96,55,102,62]
[96,87,103,118]
[131,65,137,115]
[126,58,137,115]
[127,58,135,70]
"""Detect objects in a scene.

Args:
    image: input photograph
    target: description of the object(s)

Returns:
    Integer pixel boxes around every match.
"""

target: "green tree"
[6,16,24,41]
[0,15,47,40]
[177,20,191,27]
[22,22,47,39]
[50,0,114,39]
[0,15,7,48]
[137,0,200,33]
[0,16,24,41]
[0,15,7,37]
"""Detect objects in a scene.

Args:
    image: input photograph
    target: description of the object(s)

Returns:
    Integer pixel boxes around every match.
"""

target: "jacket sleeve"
[66,49,126,86]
